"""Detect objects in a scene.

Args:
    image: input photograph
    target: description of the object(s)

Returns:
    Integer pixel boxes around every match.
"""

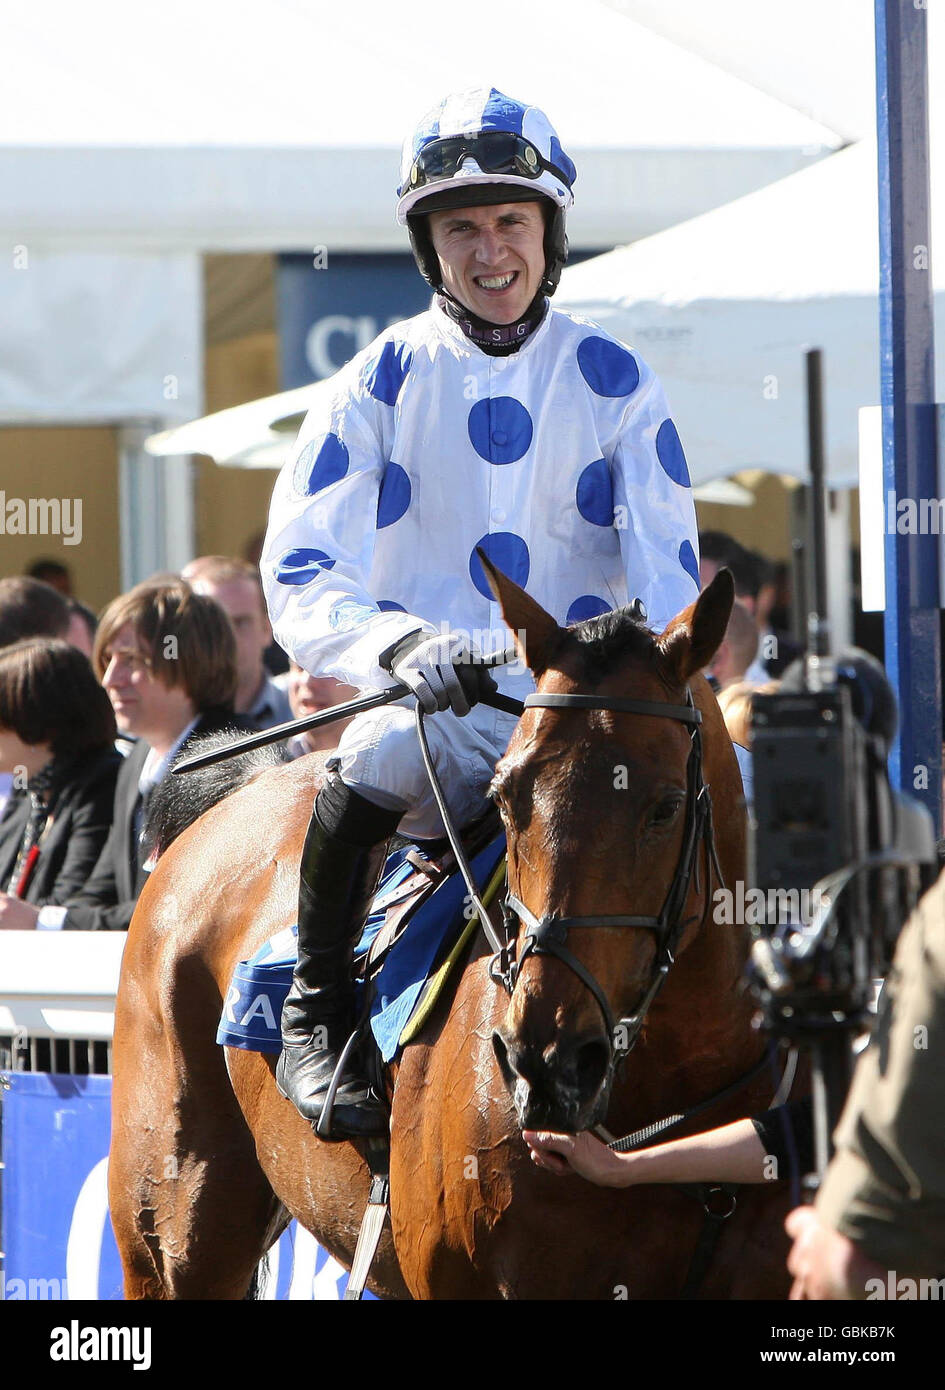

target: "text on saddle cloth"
[217,834,507,1063]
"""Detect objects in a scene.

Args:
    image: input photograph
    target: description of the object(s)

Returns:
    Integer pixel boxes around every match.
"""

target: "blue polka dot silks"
[262,303,699,834]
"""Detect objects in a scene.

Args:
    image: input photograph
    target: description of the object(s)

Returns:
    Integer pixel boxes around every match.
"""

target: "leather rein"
[493,686,724,1063]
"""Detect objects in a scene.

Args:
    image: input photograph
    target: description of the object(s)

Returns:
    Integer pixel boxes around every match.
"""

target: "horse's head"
[482,554,740,1132]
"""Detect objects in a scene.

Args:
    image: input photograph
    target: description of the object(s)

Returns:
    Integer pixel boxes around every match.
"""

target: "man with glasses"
[262,87,701,1136]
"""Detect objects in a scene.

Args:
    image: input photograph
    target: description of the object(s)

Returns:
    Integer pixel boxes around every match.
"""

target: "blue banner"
[0,1071,373,1301]
[278,253,430,388]
[277,249,595,388]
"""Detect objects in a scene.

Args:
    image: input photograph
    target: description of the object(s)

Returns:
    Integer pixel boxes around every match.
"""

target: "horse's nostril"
[492,1029,515,1087]
[575,1037,611,1097]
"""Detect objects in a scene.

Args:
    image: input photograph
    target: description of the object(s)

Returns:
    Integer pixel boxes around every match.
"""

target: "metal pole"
[806,349,830,660]
[875,0,941,831]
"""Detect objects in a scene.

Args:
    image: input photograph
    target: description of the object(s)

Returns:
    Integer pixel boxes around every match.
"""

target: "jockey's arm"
[609,365,700,633]
[260,368,437,692]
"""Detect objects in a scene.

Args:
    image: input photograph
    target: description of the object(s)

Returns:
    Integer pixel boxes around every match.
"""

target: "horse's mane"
[558,608,658,684]
[144,732,290,858]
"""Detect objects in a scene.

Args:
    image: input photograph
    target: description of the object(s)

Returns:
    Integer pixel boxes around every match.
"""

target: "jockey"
[261,87,701,1137]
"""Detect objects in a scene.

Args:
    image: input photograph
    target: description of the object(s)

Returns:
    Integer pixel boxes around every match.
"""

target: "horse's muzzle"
[492,1023,613,1132]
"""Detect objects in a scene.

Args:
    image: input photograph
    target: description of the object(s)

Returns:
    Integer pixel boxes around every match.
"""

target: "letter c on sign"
[306,316,379,378]
[66,1156,110,1299]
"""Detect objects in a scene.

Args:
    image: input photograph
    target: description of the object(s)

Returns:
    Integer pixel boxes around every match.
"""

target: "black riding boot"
[275,776,402,1138]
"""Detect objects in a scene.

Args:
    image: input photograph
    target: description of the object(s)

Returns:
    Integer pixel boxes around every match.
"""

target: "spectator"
[182,556,292,730]
[698,530,759,601]
[0,639,120,928]
[285,661,358,758]
[716,681,758,750]
[66,599,97,659]
[0,577,73,819]
[32,578,242,932]
[705,600,759,690]
[767,559,793,635]
[239,535,290,676]
[0,576,70,648]
[699,532,800,678]
[25,558,73,597]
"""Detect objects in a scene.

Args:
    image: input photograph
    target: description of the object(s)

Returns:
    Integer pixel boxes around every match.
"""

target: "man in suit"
[32,577,242,932]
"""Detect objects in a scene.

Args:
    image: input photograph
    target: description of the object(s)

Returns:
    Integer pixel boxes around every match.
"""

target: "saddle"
[365,806,503,975]
[217,806,507,1070]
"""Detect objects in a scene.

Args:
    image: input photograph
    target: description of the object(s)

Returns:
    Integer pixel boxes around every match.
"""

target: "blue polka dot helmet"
[397,87,576,298]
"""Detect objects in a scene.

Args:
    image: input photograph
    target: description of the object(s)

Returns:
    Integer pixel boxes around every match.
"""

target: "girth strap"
[343,1139,391,1302]
[677,1186,739,1300]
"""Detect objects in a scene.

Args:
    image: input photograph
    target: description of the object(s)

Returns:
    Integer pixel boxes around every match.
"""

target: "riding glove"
[380,629,486,717]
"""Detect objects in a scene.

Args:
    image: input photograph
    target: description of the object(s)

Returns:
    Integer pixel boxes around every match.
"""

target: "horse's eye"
[648,797,683,828]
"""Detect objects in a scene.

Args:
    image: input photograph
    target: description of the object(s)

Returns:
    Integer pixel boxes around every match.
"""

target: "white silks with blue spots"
[264,304,699,697]
[396,87,575,222]
[261,304,701,834]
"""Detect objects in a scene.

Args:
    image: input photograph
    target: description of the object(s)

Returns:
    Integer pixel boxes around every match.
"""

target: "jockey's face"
[428,202,546,323]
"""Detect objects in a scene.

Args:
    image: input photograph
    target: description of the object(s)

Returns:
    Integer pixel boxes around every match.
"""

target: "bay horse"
[109,562,796,1299]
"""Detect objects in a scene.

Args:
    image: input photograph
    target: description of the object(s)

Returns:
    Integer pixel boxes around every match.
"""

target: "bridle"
[492,686,724,1064]
[412,672,778,1303]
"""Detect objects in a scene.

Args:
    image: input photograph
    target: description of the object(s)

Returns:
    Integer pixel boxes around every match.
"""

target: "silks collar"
[436,290,547,356]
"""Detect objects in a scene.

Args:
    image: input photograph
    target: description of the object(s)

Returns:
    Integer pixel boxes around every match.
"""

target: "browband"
[523,693,702,725]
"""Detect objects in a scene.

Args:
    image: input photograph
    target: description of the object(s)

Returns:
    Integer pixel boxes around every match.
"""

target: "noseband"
[494,687,724,1063]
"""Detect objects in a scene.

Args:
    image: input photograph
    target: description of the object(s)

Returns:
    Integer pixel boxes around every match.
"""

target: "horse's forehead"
[498,652,680,774]
[539,651,669,701]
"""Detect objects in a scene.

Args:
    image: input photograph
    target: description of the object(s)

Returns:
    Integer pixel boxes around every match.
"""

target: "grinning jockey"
[261,87,701,1137]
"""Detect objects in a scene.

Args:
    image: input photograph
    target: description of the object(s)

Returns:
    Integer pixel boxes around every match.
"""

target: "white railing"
[0,931,126,1072]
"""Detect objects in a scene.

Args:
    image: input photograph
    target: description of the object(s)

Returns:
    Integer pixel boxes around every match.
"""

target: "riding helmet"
[396,87,576,298]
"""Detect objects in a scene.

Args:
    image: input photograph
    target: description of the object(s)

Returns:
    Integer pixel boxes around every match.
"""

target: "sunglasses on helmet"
[403,131,569,194]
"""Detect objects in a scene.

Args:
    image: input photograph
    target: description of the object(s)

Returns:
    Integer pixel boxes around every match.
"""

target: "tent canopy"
[2,0,842,253]
[555,136,945,487]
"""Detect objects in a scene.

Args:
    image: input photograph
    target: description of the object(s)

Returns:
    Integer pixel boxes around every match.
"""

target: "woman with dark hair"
[0,638,120,928]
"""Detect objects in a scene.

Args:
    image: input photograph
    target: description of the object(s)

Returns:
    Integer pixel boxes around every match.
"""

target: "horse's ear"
[476,547,563,678]
[657,568,735,683]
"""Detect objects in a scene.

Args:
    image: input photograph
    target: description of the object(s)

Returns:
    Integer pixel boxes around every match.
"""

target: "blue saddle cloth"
[216,834,506,1064]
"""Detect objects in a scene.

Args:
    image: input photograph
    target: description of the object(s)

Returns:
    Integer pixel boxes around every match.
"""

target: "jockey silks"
[262,301,700,708]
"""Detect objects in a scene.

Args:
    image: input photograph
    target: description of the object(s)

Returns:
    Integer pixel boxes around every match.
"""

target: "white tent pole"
[119,421,194,589]
[162,453,196,573]
[826,488,852,652]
